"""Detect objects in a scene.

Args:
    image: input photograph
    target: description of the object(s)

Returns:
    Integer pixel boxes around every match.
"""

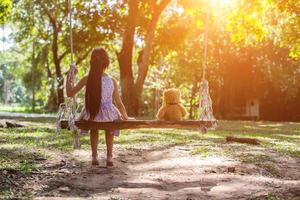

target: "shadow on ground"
[37,144,300,200]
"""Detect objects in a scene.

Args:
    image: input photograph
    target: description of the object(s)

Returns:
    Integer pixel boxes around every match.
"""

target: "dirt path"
[21,144,299,200]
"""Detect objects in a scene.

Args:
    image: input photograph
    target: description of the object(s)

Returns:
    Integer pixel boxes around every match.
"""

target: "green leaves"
[224,0,300,59]
[227,10,267,45]
[0,0,11,24]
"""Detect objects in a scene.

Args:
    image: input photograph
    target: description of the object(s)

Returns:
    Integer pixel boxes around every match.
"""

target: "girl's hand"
[67,64,78,84]
[116,110,124,120]
[123,115,129,120]
[118,114,135,121]
[68,64,78,75]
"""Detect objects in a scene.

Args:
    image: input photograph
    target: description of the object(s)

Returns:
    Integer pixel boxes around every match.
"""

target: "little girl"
[66,48,129,166]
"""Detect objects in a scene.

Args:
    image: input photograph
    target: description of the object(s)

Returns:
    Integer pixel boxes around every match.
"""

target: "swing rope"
[69,0,74,65]
[68,0,77,131]
[199,12,217,126]
[202,12,209,82]
[56,0,77,132]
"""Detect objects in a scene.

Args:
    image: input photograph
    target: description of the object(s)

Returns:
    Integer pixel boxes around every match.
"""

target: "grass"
[0,119,298,174]
[0,145,47,173]
[0,119,299,157]
[0,188,33,200]
[0,189,14,200]
[263,195,286,200]
[0,118,299,199]
[0,104,57,117]
[0,104,44,113]
[216,120,300,158]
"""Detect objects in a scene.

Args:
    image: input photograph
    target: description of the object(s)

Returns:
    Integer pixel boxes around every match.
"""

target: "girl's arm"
[66,74,88,97]
[112,78,129,120]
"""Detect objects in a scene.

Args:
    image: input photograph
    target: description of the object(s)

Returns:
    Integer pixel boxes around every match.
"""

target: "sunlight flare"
[218,0,231,5]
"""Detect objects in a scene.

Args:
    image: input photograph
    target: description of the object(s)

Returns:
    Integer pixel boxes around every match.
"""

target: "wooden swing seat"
[60,120,216,130]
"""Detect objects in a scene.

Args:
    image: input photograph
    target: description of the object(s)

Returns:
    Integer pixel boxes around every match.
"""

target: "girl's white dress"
[78,75,120,136]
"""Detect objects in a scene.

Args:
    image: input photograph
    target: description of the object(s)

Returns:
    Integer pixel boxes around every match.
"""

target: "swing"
[56,2,217,148]
[59,120,216,131]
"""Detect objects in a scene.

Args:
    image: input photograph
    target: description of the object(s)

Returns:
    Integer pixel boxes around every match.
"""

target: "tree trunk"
[51,19,64,107]
[117,0,139,116]
[226,136,260,145]
[117,0,171,116]
[31,42,36,112]
[189,93,194,119]
[41,3,67,109]
[134,0,171,115]
[45,54,57,111]
[3,79,9,104]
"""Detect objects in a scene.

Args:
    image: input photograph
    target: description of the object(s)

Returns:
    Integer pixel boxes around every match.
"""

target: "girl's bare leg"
[105,130,114,166]
[90,129,99,165]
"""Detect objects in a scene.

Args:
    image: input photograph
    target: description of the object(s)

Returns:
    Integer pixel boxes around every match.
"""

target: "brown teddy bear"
[156,88,187,121]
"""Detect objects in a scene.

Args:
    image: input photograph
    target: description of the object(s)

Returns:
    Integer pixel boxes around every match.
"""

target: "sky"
[1,25,13,51]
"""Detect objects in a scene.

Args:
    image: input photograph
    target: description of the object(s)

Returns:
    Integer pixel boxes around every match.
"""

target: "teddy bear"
[156,88,187,121]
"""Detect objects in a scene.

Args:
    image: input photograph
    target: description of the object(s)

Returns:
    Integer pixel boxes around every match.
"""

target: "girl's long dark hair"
[85,48,110,120]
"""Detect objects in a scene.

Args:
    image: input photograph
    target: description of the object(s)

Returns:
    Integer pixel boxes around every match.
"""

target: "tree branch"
[155,0,171,13]
[40,4,56,26]
[58,50,69,62]
[134,0,171,96]
[76,47,93,65]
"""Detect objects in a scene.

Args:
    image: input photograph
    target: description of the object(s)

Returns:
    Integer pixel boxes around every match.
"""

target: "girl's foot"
[106,160,114,167]
[92,159,99,166]
[92,155,99,166]
[106,155,114,167]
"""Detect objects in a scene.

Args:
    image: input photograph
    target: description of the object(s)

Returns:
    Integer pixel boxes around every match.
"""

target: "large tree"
[117,0,171,116]
[12,0,116,109]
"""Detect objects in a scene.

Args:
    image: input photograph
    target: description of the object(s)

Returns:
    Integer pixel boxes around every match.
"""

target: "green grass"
[215,121,300,157]
[0,189,33,200]
[0,145,47,173]
[0,188,15,200]
[0,119,299,174]
[0,128,76,151]
[0,120,299,156]
[0,104,41,113]
[0,118,299,200]
[0,104,56,114]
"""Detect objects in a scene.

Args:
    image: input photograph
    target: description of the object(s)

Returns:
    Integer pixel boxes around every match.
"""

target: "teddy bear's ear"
[170,88,180,98]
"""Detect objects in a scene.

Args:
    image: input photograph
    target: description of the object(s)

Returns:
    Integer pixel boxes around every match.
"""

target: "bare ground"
[9,143,298,200]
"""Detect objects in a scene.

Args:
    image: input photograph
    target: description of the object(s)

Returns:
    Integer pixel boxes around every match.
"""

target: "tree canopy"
[1,0,300,120]
[0,0,11,24]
